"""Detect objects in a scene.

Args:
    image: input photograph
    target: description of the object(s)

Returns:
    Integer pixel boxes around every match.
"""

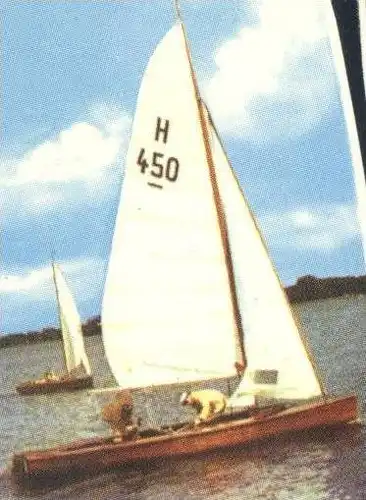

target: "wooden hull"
[15,375,93,395]
[12,394,358,485]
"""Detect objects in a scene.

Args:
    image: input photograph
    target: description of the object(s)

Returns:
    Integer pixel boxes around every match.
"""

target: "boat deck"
[12,394,358,487]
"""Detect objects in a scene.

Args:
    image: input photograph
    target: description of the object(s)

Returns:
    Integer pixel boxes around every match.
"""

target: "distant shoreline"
[0,316,101,349]
[1,274,365,348]
[285,274,366,303]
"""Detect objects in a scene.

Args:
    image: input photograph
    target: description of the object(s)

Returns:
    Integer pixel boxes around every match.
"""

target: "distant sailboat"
[16,263,93,395]
[13,3,358,483]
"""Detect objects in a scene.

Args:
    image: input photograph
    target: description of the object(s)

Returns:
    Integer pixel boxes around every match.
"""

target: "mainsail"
[52,263,91,376]
[102,24,243,389]
[201,103,323,406]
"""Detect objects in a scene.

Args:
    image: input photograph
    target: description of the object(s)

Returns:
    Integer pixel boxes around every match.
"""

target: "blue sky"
[0,0,364,334]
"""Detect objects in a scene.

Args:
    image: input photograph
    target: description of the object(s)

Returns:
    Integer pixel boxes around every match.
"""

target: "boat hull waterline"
[15,375,93,396]
[12,394,357,484]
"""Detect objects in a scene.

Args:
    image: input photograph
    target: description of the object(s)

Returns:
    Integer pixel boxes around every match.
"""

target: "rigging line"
[173,0,182,22]
[50,247,56,264]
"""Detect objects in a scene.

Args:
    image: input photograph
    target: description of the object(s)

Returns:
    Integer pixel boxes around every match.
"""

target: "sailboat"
[12,3,358,484]
[15,263,93,395]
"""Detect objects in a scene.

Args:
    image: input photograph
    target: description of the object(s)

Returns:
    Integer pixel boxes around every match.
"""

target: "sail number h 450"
[137,117,180,189]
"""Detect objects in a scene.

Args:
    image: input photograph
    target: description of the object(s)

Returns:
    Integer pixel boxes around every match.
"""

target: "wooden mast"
[174,1,246,373]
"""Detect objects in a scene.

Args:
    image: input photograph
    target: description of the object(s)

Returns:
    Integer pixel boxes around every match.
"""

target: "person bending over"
[102,390,140,442]
[180,389,227,425]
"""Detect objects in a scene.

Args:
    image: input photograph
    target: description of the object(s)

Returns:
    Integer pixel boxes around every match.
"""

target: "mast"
[174,0,182,21]
[175,4,246,372]
[51,260,69,374]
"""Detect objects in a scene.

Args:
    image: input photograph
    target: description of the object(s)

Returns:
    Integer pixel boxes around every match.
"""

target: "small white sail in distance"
[52,263,91,376]
[201,103,323,407]
[102,23,244,389]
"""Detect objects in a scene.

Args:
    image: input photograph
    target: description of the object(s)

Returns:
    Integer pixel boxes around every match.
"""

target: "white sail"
[200,104,323,406]
[325,2,366,267]
[102,24,240,389]
[53,263,91,376]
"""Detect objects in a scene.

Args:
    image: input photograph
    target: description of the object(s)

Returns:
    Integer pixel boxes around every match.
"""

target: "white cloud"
[0,105,131,215]
[260,203,360,251]
[0,267,50,293]
[290,210,315,228]
[26,191,65,214]
[6,113,130,186]
[204,0,336,141]
[0,257,104,302]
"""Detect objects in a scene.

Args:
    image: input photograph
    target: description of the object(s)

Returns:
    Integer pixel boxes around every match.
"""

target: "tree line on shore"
[1,274,365,348]
[0,315,101,348]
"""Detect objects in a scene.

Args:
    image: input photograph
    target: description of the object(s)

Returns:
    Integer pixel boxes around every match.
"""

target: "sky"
[0,0,365,334]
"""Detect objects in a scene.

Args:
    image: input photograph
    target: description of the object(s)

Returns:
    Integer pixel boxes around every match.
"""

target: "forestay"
[201,104,322,406]
[52,264,91,376]
[102,24,240,388]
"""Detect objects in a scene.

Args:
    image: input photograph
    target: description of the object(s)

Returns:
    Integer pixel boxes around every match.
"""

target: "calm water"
[0,295,365,499]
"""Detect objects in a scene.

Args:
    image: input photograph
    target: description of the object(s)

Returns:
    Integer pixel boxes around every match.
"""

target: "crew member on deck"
[43,370,58,381]
[180,389,227,424]
[102,390,140,442]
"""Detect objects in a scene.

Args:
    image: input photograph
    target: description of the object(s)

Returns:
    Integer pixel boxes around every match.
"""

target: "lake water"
[0,295,365,499]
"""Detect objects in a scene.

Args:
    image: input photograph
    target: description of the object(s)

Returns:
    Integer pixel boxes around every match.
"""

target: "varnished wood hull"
[12,394,358,485]
[15,375,94,395]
